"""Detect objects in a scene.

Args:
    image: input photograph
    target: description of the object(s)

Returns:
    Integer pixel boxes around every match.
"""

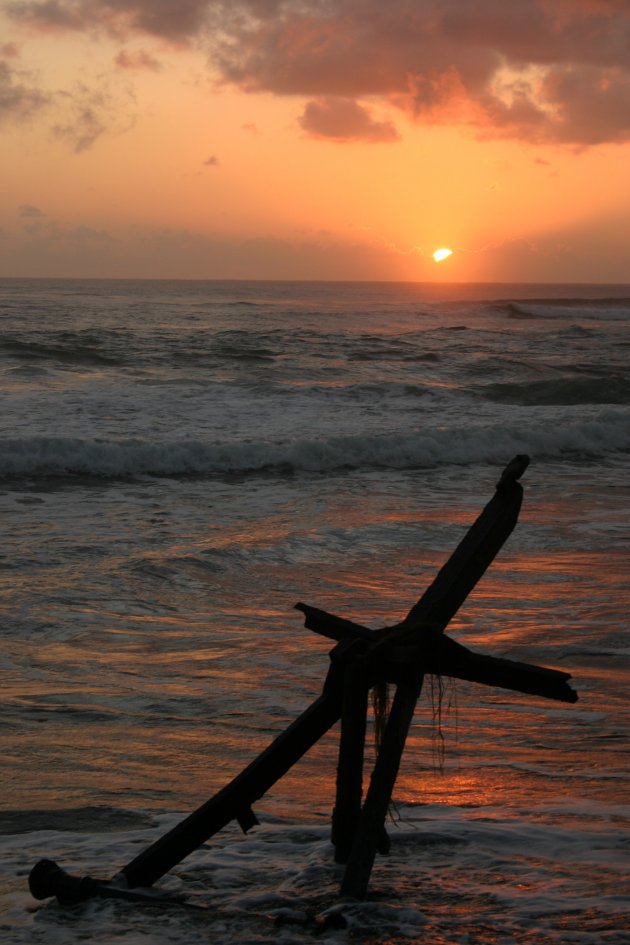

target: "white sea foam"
[3,803,629,944]
[1,412,627,479]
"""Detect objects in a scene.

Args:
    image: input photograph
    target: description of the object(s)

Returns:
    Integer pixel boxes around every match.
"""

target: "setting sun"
[433,248,453,263]
[1,2,630,281]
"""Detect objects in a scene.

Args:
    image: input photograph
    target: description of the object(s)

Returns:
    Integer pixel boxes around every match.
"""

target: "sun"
[433,247,453,263]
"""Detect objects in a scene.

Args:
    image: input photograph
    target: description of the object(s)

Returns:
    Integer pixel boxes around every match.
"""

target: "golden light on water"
[433,247,453,262]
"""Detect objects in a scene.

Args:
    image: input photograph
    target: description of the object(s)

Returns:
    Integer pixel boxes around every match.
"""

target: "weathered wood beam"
[296,605,577,703]
[339,457,532,899]
[295,602,373,643]
[401,458,528,632]
[112,686,346,890]
[332,654,369,863]
[340,677,424,900]
[298,457,528,652]
[383,635,578,703]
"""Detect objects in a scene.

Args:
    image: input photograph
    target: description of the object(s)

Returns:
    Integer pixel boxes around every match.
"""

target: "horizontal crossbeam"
[385,635,577,703]
[296,603,577,703]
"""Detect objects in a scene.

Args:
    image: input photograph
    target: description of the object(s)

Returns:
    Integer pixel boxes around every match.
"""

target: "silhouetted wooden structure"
[29,455,577,907]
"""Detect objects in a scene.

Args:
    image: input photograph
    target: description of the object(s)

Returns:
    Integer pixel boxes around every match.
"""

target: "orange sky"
[1,0,630,282]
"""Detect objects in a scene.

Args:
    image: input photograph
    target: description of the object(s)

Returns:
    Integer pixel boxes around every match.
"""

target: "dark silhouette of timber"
[28,455,577,907]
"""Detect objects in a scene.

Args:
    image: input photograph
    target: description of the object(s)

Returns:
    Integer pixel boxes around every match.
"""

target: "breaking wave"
[2,415,627,480]
[479,374,630,405]
[500,299,630,321]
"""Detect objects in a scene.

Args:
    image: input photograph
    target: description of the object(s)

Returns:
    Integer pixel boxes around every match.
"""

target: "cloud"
[539,64,630,144]
[2,221,418,280]
[8,0,211,43]
[1,42,21,58]
[19,203,46,217]
[114,48,162,71]
[65,224,115,242]
[52,77,136,151]
[203,154,219,165]
[298,97,400,142]
[0,35,135,147]
[0,59,49,122]
[472,206,630,281]
[7,0,630,145]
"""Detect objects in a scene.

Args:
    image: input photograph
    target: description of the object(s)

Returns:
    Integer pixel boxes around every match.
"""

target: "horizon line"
[1,275,629,288]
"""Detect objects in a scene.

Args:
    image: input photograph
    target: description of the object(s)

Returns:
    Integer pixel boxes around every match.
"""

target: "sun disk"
[433,247,453,262]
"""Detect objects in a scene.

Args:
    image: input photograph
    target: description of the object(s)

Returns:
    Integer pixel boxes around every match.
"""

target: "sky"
[1,0,629,283]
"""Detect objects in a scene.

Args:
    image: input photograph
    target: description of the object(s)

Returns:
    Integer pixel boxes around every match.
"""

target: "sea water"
[0,278,628,944]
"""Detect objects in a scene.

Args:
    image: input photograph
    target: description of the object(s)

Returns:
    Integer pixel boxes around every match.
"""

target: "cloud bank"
[7,0,630,145]
[0,58,49,122]
[298,97,400,142]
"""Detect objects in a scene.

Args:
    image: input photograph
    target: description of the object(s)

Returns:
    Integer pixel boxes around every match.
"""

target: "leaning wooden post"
[30,455,575,910]
[340,675,424,899]
[332,652,369,863]
[109,676,346,890]
[340,455,531,899]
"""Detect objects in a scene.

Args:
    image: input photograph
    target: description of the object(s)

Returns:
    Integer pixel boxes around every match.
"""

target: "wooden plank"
[117,686,345,889]
[298,607,578,702]
[332,654,369,863]
[28,859,189,907]
[340,677,424,900]
[235,807,259,833]
[401,463,526,632]
[299,457,529,648]
[382,636,578,703]
[339,459,531,898]
[295,602,372,642]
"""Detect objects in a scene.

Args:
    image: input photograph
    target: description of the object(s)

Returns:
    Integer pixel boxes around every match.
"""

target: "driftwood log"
[28,455,577,907]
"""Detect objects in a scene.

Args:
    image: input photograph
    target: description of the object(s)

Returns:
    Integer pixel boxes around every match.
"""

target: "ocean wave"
[1,415,627,480]
[501,299,630,321]
[479,374,630,405]
[0,335,127,367]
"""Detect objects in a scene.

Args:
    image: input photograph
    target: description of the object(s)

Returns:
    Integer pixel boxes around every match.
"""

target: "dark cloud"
[540,64,630,144]
[8,0,211,42]
[19,203,46,216]
[0,60,49,122]
[8,0,630,144]
[115,48,162,70]
[1,42,21,58]
[299,97,399,142]
[3,216,393,278]
[65,224,115,241]
[0,57,135,148]
[52,77,135,151]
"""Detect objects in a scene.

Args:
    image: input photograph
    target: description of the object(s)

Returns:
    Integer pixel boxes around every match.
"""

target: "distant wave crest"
[480,375,630,405]
[1,415,627,480]
[501,299,630,321]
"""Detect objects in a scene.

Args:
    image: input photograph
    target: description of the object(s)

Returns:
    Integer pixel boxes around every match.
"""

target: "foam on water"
[2,801,628,945]
[0,410,628,480]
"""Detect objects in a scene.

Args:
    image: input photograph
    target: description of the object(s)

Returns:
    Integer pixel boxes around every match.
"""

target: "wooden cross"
[29,455,577,907]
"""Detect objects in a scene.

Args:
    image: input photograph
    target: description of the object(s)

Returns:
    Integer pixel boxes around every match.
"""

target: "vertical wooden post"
[332,653,369,863]
[340,675,424,900]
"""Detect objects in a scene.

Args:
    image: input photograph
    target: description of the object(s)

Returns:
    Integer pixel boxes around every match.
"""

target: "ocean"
[0,278,628,944]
